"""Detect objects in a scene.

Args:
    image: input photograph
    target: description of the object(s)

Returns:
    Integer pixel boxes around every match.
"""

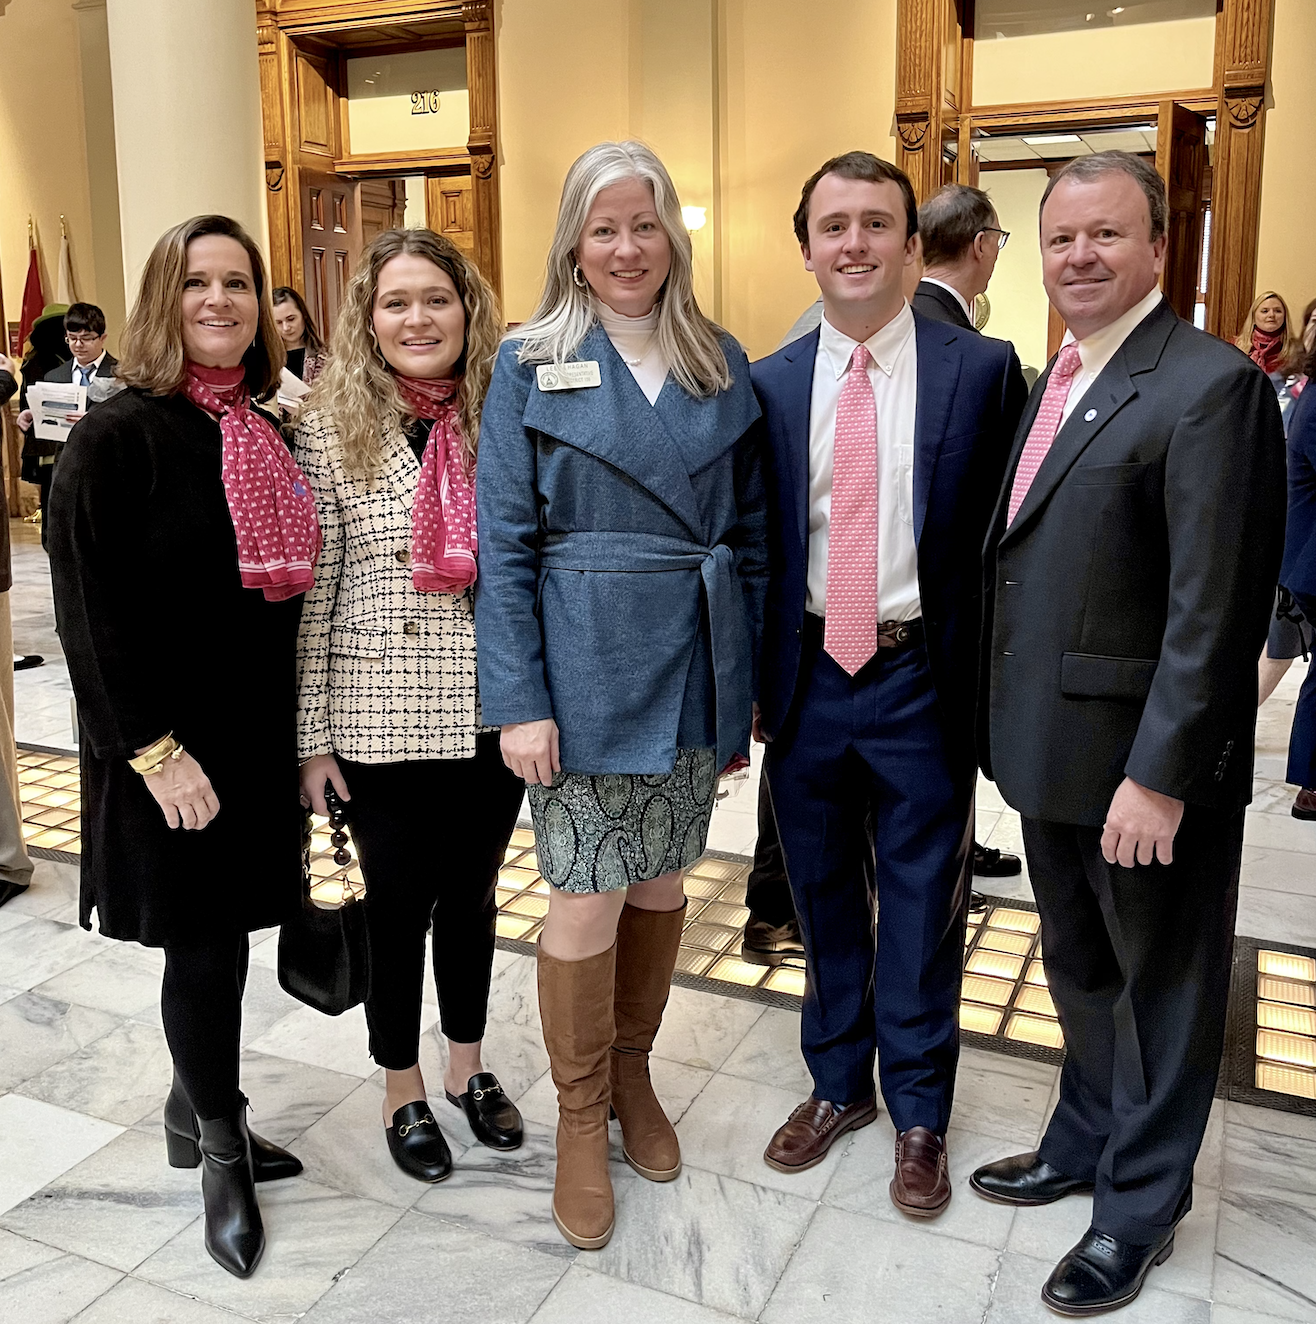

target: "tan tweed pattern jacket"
[294,407,488,764]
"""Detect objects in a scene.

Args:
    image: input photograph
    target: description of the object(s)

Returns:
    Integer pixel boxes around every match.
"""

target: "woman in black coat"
[47,215,320,1280]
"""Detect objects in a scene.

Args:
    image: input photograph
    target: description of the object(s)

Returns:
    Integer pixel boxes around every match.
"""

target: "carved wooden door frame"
[895,0,1274,340]
[256,0,502,301]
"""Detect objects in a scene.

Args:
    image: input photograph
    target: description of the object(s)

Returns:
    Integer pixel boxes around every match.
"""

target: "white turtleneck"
[596,300,670,405]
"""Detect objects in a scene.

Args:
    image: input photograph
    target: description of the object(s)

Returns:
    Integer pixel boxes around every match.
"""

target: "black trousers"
[745,774,796,927]
[1024,807,1242,1244]
[340,733,523,1070]
[160,932,250,1120]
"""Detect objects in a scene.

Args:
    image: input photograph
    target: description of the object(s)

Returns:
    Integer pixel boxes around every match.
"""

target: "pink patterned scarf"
[180,362,321,602]
[394,374,477,594]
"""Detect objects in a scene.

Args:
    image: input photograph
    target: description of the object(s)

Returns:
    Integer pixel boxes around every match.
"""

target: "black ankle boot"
[196,1108,265,1279]
[164,1078,302,1182]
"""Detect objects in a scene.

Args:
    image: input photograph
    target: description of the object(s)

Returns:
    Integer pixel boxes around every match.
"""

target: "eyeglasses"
[65,333,101,346]
[980,227,1011,251]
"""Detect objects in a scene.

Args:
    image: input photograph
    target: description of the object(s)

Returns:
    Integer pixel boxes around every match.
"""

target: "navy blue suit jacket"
[753,311,1027,769]
[1282,387,1316,617]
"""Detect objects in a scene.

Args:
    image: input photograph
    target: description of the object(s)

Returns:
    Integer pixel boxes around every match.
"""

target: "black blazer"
[44,352,118,386]
[912,280,974,332]
[754,312,1027,769]
[982,297,1287,826]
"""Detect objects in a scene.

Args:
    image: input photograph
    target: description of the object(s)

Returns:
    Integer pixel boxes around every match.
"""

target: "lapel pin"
[1084,408,1098,422]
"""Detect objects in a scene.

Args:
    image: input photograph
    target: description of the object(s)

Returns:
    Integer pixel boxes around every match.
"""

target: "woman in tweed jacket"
[295,229,525,1184]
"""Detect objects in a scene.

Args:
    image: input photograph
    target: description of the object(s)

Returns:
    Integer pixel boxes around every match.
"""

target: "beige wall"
[105,0,268,303]
[979,169,1050,373]
[1255,0,1316,335]
[719,0,897,356]
[972,17,1217,106]
[0,0,104,341]
[495,0,898,357]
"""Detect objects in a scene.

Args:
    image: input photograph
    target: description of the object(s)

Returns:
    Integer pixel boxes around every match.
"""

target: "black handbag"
[278,786,370,1016]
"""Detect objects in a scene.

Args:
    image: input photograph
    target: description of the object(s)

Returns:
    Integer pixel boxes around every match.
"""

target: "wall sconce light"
[682,206,707,232]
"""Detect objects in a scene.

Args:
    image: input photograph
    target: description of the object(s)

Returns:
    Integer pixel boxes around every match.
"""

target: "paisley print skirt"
[527,748,717,893]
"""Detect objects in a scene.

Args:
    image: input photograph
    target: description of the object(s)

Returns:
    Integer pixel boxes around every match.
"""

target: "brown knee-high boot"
[537,941,617,1249]
[610,902,684,1181]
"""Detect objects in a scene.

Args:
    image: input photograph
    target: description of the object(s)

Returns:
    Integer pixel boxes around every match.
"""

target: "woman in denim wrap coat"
[475,141,766,1251]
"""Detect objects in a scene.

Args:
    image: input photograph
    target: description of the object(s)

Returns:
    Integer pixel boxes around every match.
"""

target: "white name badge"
[536,361,602,392]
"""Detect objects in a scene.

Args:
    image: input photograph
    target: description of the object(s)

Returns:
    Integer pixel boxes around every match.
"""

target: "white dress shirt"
[806,304,920,621]
[920,276,973,325]
[596,301,669,406]
[1059,286,1165,427]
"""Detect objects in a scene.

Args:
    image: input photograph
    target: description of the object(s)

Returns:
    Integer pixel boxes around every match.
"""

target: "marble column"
[104,0,268,301]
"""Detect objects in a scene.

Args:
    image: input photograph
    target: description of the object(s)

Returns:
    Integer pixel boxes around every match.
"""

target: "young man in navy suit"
[753,152,1026,1216]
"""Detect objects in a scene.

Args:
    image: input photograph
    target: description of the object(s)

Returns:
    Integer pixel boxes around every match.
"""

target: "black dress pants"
[340,733,523,1070]
[160,932,250,1120]
[1024,807,1242,1245]
[745,774,796,927]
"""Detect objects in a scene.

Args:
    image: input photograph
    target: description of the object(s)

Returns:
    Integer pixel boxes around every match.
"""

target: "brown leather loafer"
[1293,787,1316,820]
[763,1095,878,1173]
[890,1127,951,1218]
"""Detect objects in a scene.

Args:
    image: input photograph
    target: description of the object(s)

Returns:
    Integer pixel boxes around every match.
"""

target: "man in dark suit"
[741,183,1021,968]
[754,151,1026,1216]
[17,303,116,550]
[912,183,1007,335]
[970,152,1286,1315]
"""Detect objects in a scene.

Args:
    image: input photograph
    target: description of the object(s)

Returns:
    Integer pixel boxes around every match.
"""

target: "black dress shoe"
[970,1151,1095,1206]
[163,1080,302,1182]
[742,916,805,967]
[196,1108,265,1279]
[13,654,43,671]
[1041,1226,1175,1316]
[0,880,29,909]
[974,842,1022,877]
[385,1099,452,1182]
[445,1072,523,1150]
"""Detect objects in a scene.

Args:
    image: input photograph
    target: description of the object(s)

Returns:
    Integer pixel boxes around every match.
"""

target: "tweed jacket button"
[404,621,419,636]
[395,548,411,565]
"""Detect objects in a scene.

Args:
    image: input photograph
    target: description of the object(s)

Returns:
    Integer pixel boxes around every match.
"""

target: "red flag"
[18,246,45,355]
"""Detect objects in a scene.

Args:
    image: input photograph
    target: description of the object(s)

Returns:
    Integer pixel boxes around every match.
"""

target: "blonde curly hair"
[310,228,501,479]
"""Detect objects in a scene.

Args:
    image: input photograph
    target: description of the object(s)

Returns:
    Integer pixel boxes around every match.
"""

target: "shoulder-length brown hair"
[116,214,284,398]
[309,228,500,479]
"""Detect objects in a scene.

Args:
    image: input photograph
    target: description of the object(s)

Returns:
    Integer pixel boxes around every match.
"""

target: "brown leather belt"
[803,613,924,651]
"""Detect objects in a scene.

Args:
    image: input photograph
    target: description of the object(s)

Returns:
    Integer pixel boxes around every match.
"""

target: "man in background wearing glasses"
[914,184,1009,336]
[17,303,116,550]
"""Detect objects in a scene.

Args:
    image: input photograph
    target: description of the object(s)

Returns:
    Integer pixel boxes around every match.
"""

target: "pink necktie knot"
[850,344,872,373]
[1053,342,1083,381]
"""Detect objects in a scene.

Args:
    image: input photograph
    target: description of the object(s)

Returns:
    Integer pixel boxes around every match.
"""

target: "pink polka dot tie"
[824,344,878,676]
[1007,342,1084,526]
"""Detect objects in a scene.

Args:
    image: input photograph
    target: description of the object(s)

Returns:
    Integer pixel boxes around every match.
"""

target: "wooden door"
[426,173,476,261]
[300,171,358,341]
[1156,103,1209,322]
[358,179,407,249]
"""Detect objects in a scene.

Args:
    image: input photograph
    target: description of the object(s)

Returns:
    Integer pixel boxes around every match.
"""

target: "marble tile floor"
[0,854,1314,1321]
[6,522,1316,1319]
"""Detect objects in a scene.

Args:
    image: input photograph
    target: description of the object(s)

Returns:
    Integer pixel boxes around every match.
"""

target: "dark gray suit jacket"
[982,297,1287,826]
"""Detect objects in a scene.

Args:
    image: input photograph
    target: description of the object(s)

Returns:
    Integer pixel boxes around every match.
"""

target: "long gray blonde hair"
[310,228,501,479]
[513,141,731,397]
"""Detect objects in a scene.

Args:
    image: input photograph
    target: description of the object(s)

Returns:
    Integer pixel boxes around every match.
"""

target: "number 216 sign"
[411,90,442,115]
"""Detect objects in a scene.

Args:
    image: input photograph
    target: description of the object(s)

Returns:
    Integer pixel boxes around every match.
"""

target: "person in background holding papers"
[18,304,117,546]
[0,356,36,907]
